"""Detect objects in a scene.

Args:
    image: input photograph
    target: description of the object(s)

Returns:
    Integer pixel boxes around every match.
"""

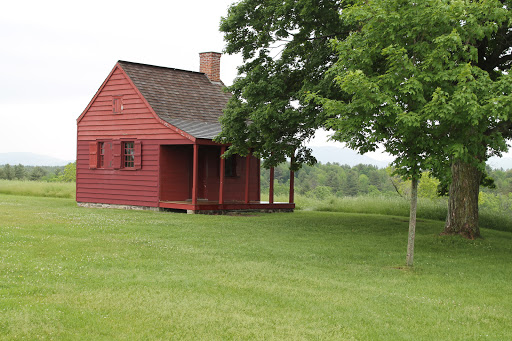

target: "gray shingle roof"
[118,60,230,140]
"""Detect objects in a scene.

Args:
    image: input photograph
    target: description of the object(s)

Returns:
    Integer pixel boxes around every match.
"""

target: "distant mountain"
[310,146,512,170]
[0,152,73,166]
[310,146,390,168]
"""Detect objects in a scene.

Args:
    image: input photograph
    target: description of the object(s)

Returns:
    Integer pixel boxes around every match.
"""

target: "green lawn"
[1,194,511,340]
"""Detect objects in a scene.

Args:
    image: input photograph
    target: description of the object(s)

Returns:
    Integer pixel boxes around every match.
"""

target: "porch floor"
[159,200,295,212]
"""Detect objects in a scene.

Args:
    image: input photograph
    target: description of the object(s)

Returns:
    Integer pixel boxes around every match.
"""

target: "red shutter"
[89,142,98,169]
[113,97,122,113]
[113,140,122,169]
[106,141,113,168]
[134,140,142,170]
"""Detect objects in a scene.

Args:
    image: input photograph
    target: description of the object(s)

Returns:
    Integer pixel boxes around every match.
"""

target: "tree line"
[262,162,512,200]
[0,162,76,182]
[3,160,509,200]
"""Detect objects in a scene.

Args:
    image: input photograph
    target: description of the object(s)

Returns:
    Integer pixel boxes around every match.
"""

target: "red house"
[76,52,295,213]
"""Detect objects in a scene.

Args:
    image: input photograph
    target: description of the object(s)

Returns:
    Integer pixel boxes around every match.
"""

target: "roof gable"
[117,61,231,140]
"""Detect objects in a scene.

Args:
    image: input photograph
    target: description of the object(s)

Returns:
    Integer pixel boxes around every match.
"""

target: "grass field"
[270,193,512,233]
[1,194,511,340]
[0,180,75,199]
[1,180,511,232]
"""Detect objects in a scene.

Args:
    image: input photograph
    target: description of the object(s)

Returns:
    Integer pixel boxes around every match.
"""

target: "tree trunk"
[444,160,482,239]
[406,178,418,267]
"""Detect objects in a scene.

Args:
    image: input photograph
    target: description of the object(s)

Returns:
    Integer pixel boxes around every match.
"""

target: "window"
[94,140,140,170]
[113,96,123,113]
[89,141,112,169]
[99,142,105,168]
[123,142,135,168]
[225,156,237,177]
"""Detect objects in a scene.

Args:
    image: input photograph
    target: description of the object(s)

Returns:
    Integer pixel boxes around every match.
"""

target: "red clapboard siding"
[78,126,177,134]
[78,67,186,142]
[78,131,180,139]
[222,154,260,202]
[77,179,158,188]
[76,64,187,207]
[79,188,158,197]
[76,141,159,207]
[77,195,157,207]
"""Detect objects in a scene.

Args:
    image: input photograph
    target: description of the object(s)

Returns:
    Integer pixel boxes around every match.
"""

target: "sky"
[0,0,506,165]
[0,0,240,160]
[0,0,396,163]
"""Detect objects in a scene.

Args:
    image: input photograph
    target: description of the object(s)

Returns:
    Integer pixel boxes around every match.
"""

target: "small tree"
[3,164,13,180]
[14,164,26,180]
[58,162,76,182]
[315,0,453,266]
[343,171,359,196]
[358,174,370,195]
[30,166,47,181]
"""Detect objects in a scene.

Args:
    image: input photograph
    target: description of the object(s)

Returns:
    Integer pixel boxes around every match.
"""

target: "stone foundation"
[77,202,160,212]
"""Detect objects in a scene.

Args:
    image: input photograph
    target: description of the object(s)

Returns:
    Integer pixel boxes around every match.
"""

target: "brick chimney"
[199,52,221,83]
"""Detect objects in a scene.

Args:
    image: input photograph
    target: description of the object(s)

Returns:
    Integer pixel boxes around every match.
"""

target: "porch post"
[219,146,225,205]
[269,166,274,204]
[289,155,295,204]
[245,151,251,204]
[192,144,198,205]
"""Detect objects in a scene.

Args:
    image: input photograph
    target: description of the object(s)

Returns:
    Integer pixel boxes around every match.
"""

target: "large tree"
[319,0,511,239]
[217,0,512,239]
[216,0,352,167]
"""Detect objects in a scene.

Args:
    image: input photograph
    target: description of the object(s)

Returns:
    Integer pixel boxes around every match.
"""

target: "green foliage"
[317,0,512,182]
[0,164,68,182]
[262,162,457,199]
[387,168,441,200]
[13,164,25,180]
[312,185,332,200]
[216,0,351,169]
[2,164,13,180]
[58,162,76,182]
[479,191,512,215]
[217,1,512,244]
[29,166,47,181]
[311,0,512,236]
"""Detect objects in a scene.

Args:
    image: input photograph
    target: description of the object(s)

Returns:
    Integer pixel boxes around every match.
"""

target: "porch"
[159,143,295,213]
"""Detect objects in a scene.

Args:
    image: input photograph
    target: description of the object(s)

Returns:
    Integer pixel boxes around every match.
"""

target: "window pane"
[123,142,135,168]
[225,156,237,177]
